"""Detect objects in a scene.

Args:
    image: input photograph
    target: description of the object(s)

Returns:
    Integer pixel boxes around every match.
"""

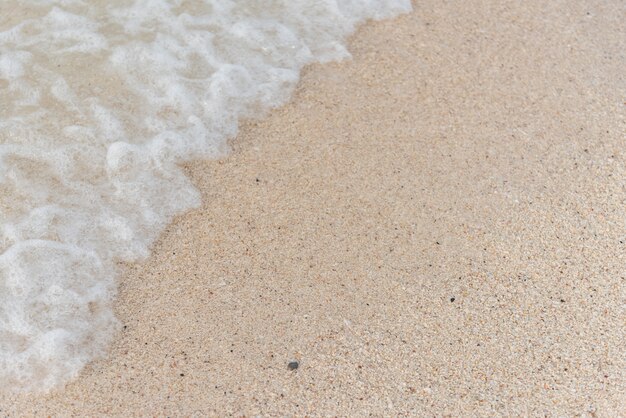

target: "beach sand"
[2,0,625,415]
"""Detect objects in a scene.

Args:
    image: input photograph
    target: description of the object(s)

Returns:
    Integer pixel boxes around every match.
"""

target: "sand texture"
[2,0,625,416]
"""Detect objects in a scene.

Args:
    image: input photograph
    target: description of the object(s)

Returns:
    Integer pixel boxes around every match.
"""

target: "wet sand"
[3,0,625,415]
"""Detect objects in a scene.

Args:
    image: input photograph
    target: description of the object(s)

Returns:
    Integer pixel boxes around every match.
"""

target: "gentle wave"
[0,0,411,391]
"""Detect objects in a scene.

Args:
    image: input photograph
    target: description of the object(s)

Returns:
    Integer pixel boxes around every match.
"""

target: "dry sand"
[2,0,625,416]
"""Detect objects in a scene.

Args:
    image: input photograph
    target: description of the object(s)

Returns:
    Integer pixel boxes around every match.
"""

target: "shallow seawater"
[0,0,411,391]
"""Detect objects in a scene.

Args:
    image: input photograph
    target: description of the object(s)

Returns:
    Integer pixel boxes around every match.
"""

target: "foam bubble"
[0,0,411,391]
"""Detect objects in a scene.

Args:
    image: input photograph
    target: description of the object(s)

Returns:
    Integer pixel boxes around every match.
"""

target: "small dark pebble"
[288,361,299,371]
[450,297,455,302]
[180,373,185,377]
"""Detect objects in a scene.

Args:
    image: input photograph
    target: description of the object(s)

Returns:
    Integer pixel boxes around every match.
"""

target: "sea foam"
[0,0,411,391]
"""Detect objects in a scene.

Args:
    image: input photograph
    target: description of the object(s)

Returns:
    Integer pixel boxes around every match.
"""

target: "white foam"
[0,0,411,391]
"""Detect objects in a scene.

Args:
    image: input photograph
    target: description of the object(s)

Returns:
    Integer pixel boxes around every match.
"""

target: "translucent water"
[0,0,411,391]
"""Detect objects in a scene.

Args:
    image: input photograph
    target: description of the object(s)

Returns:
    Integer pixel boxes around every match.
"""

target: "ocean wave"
[0,0,411,391]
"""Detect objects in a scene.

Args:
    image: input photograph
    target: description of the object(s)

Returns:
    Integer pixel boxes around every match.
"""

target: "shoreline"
[3,0,625,415]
